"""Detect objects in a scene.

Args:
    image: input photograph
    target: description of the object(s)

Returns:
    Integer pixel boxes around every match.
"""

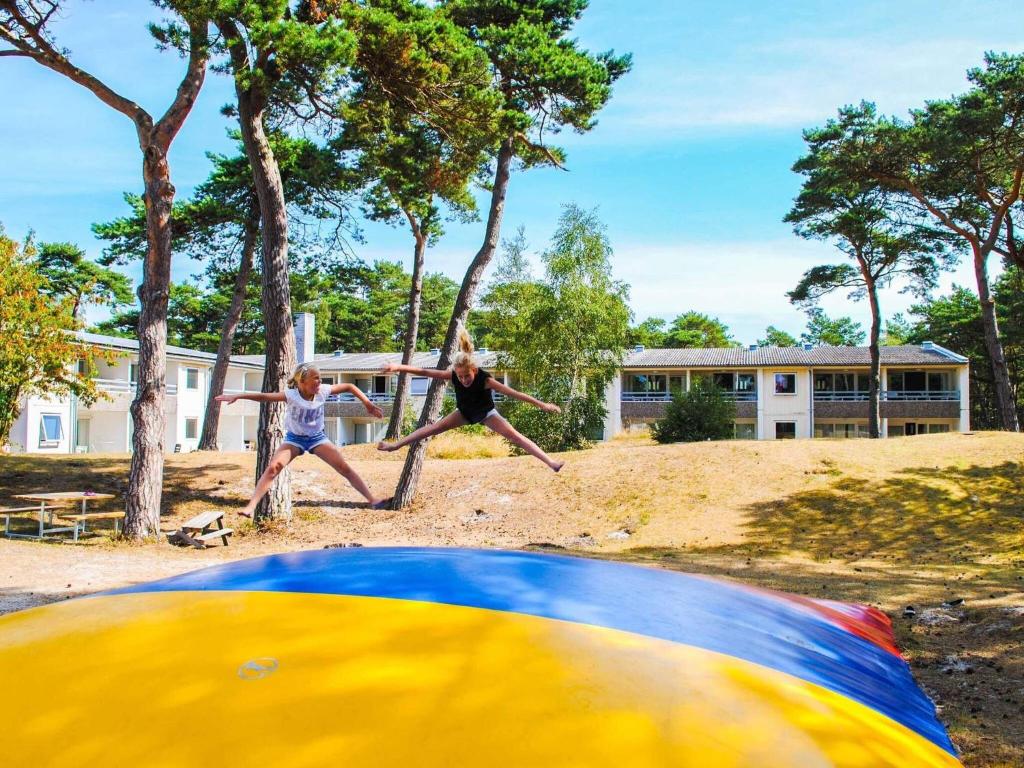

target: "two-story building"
[6,313,969,454]
[606,343,969,439]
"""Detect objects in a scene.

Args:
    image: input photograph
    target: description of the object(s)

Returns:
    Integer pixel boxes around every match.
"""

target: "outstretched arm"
[330,383,384,419]
[215,392,286,404]
[379,362,450,380]
[487,379,561,413]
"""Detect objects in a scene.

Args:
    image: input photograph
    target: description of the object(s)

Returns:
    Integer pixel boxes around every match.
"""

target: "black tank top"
[451,368,495,424]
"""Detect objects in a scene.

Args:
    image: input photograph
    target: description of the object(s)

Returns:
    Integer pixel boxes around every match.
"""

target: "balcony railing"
[95,378,178,395]
[622,390,757,402]
[814,390,959,402]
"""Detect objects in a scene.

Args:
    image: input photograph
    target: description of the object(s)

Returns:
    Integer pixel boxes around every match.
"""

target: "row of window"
[80,360,204,390]
[627,371,955,396]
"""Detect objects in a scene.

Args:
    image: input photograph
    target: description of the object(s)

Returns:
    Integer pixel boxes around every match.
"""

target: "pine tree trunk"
[385,217,427,440]
[124,146,174,539]
[390,137,515,509]
[198,211,258,450]
[866,279,882,439]
[230,67,297,522]
[974,249,1020,431]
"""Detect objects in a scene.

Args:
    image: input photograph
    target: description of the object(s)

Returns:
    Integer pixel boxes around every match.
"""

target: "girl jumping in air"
[377,327,565,472]
[216,363,391,517]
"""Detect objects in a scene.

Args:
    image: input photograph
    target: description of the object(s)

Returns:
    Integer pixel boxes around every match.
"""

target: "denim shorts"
[282,431,332,455]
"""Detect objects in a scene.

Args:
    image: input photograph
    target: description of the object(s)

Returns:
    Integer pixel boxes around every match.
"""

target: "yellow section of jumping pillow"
[0,591,961,768]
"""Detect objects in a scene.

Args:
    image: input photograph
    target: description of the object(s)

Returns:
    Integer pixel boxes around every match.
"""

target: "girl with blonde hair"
[217,362,391,517]
[377,326,565,471]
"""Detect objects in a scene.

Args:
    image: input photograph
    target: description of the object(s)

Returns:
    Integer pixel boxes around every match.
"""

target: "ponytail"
[451,324,477,370]
[287,362,319,389]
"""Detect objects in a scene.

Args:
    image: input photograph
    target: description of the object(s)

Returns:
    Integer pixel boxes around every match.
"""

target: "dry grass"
[1,431,1022,766]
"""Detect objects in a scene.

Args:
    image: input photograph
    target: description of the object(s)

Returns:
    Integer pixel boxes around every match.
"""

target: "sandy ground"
[1,431,1022,766]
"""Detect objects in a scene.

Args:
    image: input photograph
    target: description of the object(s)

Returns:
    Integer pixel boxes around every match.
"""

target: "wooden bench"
[168,511,232,548]
[55,511,126,540]
[2,504,70,538]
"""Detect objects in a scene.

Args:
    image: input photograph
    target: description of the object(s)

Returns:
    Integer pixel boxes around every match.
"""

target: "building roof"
[622,343,967,369]
[311,350,501,372]
[76,332,265,369]
[77,330,966,373]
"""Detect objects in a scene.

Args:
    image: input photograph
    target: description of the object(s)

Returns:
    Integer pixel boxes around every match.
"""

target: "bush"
[651,378,736,443]
[502,382,607,454]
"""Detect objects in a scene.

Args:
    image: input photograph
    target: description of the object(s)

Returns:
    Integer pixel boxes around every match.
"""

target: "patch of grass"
[426,432,510,460]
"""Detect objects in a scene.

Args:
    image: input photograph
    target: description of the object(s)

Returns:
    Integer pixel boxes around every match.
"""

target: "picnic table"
[167,511,233,548]
[9,492,118,542]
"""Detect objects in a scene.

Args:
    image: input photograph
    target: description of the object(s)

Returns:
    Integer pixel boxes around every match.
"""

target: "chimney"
[333,350,344,357]
[429,348,441,355]
[479,347,489,354]
[748,344,758,351]
[802,342,814,351]
[921,341,936,351]
[294,312,315,364]
[634,344,645,353]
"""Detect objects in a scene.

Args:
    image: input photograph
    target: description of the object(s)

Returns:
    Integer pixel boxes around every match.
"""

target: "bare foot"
[551,461,565,473]
[371,497,393,510]
[377,441,398,452]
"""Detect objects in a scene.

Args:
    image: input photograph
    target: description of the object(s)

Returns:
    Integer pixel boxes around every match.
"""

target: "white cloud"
[592,36,1024,139]
[611,238,980,343]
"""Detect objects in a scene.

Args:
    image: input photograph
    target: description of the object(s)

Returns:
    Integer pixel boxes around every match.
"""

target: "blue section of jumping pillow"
[106,547,954,754]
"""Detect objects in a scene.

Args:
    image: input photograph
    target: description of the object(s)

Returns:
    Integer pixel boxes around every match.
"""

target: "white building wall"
[958,365,971,432]
[20,394,73,454]
[603,376,622,439]
[759,368,811,439]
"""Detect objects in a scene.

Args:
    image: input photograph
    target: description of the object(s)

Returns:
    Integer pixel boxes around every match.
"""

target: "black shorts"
[461,407,498,425]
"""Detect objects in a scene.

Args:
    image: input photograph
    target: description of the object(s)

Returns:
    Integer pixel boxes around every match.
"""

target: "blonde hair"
[287,362,320,389]
[451,324,477,371]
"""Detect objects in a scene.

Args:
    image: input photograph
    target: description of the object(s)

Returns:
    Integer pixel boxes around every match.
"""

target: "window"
[928,423,951,434]
[627,374,666,393]
[734,422,756,440]
[774,373,796,395]
[185,418,198,440]
[857,374,871,392]
[129,362,139,384]
[185,368,199,390]
[713,372,734,391]
[77,359,89,376]
[928,372,948,392]
[39,414,63,446]
[668,375,686,393]
[775,422,796,439]
[887,372,904,391]
[321,376,335,386]
[904,371,926,392]
[888,425,905,437]
[736,374,755,392]
[814,423,834,438]
[374,376,387,394]
[411,376,429,396]
[814,373,833,392]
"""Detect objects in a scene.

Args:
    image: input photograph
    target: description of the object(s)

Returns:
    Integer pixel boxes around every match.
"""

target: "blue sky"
[2,0,1023,345]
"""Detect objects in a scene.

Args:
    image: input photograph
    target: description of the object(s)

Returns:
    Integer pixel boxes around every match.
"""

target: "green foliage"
[800,308,866,347]
[663,312,737,348]
[481,204,629,451]
[628,317,668,348]
[903,272,1024,428]
[651,377,737,444]
[442,0,632,167]
[336,0,498,240]
[95,259,459,355]
[758,326,797,347]
[0,226,110,443]
[34,241,133,320]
